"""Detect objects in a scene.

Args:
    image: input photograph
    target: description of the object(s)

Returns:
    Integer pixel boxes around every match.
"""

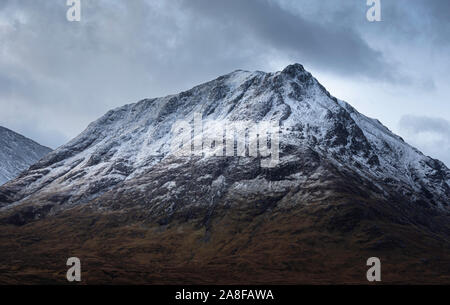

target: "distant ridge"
[0,126,52,185]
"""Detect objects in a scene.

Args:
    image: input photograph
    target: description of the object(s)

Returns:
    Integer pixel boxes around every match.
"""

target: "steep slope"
[0,64,448,213]
[0,126,52,186]
[0,64,449,284]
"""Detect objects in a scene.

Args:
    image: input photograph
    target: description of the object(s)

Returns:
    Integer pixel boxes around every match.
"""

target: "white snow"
[1,64,448,211]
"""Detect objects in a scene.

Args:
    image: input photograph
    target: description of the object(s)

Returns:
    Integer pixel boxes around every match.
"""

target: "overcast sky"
[0,0,449,166]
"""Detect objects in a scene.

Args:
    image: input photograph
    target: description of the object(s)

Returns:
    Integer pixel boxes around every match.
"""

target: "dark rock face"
[4,204,53,226]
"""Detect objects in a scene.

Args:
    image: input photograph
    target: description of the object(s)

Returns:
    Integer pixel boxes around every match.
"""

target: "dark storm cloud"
[179,0,390,78]
[423,0,450,44]
[368,0,450,45]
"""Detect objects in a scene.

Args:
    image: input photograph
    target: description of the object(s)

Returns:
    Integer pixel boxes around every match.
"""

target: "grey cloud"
[179,0,391,79]
[358,0,450,47]
[423,0,450,44]
[399,115,450,167]
[399,116,450,135]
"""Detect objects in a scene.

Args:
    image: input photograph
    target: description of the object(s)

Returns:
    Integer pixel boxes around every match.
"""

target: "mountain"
[0,126,52,186]
[0,64,449,284]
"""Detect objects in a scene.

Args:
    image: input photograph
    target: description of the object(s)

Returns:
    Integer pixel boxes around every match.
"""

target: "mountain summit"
[0,64,449,284]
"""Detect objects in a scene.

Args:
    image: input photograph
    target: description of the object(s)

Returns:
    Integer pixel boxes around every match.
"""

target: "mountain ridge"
[0,126,52,186]
[0,63,448,214]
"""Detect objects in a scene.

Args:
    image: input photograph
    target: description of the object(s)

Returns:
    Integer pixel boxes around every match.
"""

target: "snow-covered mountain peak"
[0,64,448,213]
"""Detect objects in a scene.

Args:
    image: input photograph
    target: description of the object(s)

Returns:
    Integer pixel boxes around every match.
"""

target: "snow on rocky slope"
[0,126,52,186]
[0,64,448,213]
